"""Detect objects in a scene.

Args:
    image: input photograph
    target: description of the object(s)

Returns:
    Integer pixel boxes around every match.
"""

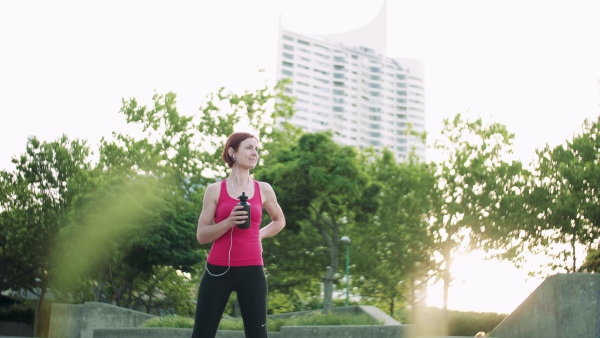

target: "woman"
[191,132,286,338]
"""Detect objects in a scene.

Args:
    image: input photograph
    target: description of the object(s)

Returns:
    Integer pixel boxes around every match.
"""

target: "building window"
[283,44,294,51]
[313,85,330,93]
[283,35,294,41]
[313,68,329,76]
[315,52,330,59]
[298,39,310,45]
[314,44,329,51]
[312,93,329,101]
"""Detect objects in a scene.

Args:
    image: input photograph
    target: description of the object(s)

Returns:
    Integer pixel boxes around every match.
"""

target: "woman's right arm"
[196,183,247,245]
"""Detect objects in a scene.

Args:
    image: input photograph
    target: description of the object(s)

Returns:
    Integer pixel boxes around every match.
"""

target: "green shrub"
[414,307,507,336]
[268,312,381,331]
[142,311,381,332]
[143,315,194,328]
[0,303,35,323]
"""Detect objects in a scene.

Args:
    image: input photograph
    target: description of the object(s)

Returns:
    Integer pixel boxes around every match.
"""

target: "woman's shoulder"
[204,181,223,196]
[256,181,276,199]
[256,180,273,189]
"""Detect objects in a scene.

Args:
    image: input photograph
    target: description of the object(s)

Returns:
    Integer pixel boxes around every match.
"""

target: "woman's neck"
[228,166,251,185]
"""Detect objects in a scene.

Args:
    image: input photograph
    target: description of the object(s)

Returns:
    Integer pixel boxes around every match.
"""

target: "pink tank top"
[207,179,263,266]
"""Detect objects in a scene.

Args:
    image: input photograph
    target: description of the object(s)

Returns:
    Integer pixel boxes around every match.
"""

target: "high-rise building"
[276,2,426,161]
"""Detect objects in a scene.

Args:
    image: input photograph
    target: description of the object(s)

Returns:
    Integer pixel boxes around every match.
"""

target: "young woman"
[191,132,285,338]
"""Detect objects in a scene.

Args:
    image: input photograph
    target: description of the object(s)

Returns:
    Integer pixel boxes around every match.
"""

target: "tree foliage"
[1,79,298,315]
[351,148,435,320]
[0,136,93,297]
[428,114,522,334]
[258,131,380,313]
[522,115,600,272]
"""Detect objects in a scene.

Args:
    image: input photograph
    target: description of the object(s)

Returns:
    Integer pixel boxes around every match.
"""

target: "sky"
[2,0,600,314]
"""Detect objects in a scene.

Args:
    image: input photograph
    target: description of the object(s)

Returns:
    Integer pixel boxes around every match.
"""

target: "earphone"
[205,227,233,277]
[206,152,238,277]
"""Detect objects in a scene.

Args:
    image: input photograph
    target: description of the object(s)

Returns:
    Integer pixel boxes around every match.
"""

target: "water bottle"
[236,192,251,229]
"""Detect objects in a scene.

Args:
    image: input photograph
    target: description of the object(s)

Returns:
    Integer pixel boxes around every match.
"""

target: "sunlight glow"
[426,250,544,314]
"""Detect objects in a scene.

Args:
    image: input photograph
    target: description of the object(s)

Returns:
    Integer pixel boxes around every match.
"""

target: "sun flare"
[426,250,544,314]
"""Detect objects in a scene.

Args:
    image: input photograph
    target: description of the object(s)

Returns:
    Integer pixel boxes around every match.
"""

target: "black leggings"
[191,264,268,338]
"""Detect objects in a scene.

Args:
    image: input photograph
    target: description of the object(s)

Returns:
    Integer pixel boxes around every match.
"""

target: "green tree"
[0,135,94,335]
[54,79,297,310]
[258,131,380,313]
[523,116,600,272]
[351,148,435,320]
[428,114,522,334]
[579,247,600,273]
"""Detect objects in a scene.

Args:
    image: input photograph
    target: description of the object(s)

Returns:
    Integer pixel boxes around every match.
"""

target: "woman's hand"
[228,205,248,227]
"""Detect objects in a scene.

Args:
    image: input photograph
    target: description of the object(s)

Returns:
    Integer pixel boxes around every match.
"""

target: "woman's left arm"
[259,182,286,240]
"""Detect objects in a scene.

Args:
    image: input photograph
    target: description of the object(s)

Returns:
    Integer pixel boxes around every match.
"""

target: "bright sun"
[426,250,544,314]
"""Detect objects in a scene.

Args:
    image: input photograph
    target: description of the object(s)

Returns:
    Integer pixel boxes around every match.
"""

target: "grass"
[142,311,382,332]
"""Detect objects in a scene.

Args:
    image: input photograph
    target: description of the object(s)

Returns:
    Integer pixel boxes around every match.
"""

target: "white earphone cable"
[205,226,233,277]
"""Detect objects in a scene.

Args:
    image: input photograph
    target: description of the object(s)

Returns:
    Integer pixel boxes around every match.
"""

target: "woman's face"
[234,138,259,168]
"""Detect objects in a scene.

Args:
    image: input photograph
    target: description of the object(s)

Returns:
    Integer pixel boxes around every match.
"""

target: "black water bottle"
[237,192,251,229]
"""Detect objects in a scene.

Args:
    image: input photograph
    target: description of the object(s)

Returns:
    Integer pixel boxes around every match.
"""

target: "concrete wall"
[92,326,409,338]
[47,302,413,338]
[280,325,412,338]
[489,273,600,338]
[0,321,32,337]
[91,306,413,338]
[92,328,277,338]
[47,302,154,338]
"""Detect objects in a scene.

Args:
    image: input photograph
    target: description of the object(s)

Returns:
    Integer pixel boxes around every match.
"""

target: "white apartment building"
[276,2,426,161]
